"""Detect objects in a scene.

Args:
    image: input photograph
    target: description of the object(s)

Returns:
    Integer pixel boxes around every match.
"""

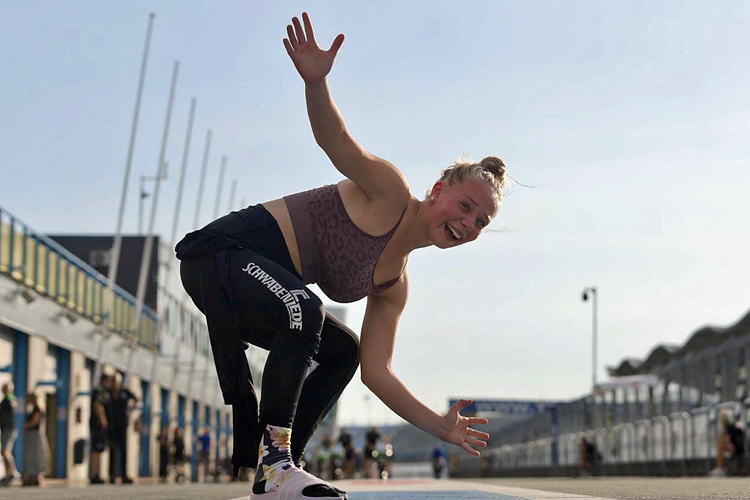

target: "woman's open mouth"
[444,223,462,242]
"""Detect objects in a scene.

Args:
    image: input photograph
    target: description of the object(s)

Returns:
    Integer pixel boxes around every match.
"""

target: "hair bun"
[479,156,506,187]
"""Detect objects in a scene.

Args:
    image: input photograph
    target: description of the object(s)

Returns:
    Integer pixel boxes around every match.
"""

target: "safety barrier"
[0,205,158,349]
[451,332,750,477]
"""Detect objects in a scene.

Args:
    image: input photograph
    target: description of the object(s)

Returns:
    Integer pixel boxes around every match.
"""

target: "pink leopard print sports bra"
[284,184,407,303]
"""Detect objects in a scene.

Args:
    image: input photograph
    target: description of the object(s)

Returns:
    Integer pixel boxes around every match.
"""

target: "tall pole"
[212,155,227,220]
[168,97,197,391]
[582,286,598,429]
[126,60,180,374]
[93,12,155,383]
[592,288,598,389]
[192,130,212,229]
[227,179,237,213]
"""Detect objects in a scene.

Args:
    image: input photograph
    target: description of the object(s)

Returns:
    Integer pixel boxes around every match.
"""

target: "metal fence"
[452,330,750,476]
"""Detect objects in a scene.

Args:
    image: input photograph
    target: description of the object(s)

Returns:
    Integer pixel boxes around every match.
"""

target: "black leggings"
[180,216,360,464]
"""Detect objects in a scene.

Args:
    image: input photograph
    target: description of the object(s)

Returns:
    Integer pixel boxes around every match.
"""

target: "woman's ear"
[430,181,445,200]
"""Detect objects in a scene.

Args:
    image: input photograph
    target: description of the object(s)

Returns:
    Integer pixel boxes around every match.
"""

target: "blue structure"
[54,346,70,477]
[161,387,169,428]
[11,329,28,474]
[178,395,185,429]
[139,380,151,477]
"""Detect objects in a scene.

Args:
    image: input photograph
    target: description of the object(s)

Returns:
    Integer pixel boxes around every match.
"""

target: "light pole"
[581,286,598,389]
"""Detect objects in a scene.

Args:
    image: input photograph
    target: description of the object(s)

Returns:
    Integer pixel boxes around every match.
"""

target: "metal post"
[93,12,155,383]
[227,179,237,213]
[212,155,227,220]
[126,60,180,373]
[167,97,197,390]
[192,130,212,229]
[582,286,598,389]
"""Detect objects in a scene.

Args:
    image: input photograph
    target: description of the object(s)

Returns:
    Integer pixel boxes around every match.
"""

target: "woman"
[22,392,48,487]
[178,12,502,500]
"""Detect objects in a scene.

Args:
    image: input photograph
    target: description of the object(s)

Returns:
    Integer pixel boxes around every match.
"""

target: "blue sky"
[2,1,749,426]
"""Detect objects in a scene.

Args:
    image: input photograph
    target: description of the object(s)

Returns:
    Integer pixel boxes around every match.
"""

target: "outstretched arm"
[360,272,490,456]
[283,13,407,201]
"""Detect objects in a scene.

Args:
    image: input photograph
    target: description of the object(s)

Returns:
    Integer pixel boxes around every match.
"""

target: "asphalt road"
[476,477,750,500]
[1,477,749,500]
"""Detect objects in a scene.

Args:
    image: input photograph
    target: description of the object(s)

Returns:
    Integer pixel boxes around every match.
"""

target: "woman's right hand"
[283,12,344,85]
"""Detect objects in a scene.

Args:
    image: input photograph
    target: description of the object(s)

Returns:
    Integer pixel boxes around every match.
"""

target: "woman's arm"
[24,409,40,430]
[360,272,489,456]
[284,13,407,201]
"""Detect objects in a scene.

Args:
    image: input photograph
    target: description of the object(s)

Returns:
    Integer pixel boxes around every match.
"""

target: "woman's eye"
[460,202,470,211]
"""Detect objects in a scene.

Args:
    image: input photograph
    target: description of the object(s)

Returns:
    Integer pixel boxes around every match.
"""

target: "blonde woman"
[178,12,502,500]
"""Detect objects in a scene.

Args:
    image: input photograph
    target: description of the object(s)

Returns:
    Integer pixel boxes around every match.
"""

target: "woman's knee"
[274,291,325,360]
[317,321,360,371]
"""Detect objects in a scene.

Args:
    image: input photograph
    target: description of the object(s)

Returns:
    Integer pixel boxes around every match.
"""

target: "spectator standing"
[196,427,211,482]
[172,428,186,483]
[157,426,170,482]
[89,374,111,484]
[106,375,136,484]
[364,426,381,478]
[580,436,601,476]
[337,429,354,478]
[22,392,48,487]
[431,444,446,479]
[0,383,19,486]
[710,411,747,476]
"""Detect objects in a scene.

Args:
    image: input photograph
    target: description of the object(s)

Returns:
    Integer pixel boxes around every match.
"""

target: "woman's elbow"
[360,363,388,391]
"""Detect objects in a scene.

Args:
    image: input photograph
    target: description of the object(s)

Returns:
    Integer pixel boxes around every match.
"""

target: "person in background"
[22,392,48,487]
[158,426,170,482]
[710,411,746,477]
[196,427,211,482]
[89,374,112,484]
[172,427,186,483]
[106,374,136,484]
[364,426,381,478]
[431,444,446,479]
[336,429,354,479]
[580,436,601,476]
[0,382,19,486]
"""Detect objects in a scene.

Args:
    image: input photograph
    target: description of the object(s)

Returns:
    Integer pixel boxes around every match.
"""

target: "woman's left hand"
[283,12,344,85]
[440,399,490,456]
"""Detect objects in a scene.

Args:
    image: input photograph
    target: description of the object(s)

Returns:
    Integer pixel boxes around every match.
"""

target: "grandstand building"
[0,206,267,481]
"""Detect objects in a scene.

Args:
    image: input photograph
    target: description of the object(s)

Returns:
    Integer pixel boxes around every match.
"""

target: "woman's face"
[428,177,497,249]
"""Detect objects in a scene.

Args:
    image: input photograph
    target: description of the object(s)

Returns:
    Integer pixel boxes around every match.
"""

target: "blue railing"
[0,205,158,350]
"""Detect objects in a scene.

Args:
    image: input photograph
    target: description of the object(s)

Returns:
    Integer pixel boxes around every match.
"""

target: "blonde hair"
[438,156,506,204]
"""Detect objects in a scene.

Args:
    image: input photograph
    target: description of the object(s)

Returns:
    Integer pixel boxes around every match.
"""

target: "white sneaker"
[251,465,347,500]
[709,467,727,477]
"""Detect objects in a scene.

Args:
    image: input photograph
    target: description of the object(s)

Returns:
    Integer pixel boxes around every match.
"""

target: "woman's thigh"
[227,249,324,345]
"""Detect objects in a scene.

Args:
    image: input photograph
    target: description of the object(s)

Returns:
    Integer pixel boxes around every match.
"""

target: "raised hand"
[283,12,344,85]
[441,399,490,456]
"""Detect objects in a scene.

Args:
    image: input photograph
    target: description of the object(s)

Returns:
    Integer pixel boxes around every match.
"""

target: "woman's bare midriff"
[261,198,304,277]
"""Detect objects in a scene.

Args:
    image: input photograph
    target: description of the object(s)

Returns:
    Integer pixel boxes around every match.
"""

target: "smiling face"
[428,177,497,248]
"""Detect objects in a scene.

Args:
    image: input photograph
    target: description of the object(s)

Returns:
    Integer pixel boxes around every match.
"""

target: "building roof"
[607,307,750,376]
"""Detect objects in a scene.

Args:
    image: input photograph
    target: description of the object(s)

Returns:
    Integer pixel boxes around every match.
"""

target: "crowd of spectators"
[306,426,394,481]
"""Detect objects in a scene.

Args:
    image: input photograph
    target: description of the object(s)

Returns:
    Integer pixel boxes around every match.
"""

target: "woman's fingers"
[465,437,487,448]
[461,442,481,457]
[468,417,489,426]
[292,16,306,45]
[467,428,490,440]
[283,38,294,58]
[449,398,472,415]
[302,12,316,44]
[286,24,298,49]
[328,33,345,56]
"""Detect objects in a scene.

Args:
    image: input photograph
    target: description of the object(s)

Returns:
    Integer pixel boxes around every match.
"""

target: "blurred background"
[1,0,748,487]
